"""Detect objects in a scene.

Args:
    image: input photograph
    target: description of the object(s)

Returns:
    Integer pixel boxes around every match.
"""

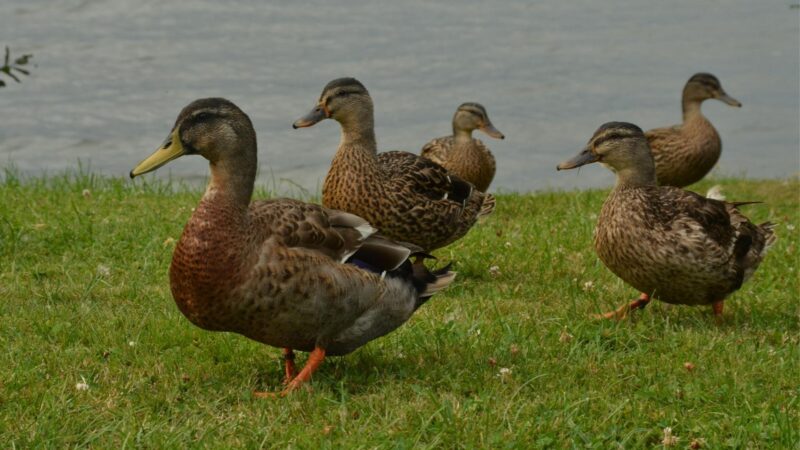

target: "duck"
[420,102,505,192]
[129,98,455,396]
[646,73,741,187]
[293,78,495,252]
[557,121,775,320]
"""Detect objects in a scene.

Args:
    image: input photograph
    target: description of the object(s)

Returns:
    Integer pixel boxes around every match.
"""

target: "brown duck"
[558,122,775,320]
[420,102,505,192]
[646,73,741,187]
[293,78,495,252]
[130,98,455,395]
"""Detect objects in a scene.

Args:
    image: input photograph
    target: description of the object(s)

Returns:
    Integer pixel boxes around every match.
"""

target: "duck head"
[452,102,504,140]
[683,73,741,107]
[130,98,255,178]
[557,122,656,187]
[293,77,374,131]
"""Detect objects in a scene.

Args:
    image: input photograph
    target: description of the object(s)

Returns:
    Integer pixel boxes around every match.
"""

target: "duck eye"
[196,112,212,121]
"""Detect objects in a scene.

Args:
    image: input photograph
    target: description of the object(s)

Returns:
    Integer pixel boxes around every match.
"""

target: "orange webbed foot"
[593,293,651,320]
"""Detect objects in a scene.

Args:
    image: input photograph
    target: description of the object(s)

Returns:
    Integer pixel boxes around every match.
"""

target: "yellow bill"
[130,128,185,178]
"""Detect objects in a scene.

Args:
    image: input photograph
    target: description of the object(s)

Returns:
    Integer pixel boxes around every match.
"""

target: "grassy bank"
[1,172,798,448]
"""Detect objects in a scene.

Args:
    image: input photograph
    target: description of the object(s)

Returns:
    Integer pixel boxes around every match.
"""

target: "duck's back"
[646,116,721,187]
[595,186,772,305]
[324,150,492,251]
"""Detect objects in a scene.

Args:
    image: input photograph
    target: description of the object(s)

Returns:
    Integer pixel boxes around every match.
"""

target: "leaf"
[4,71,20,83]
[15,54,32,66]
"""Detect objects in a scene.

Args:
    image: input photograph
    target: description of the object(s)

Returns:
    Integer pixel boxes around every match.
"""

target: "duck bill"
[292,105,327,129]
[556,148,599,171]
[480,123,505,140]
[716,91,742,107]
[130,128,186,178]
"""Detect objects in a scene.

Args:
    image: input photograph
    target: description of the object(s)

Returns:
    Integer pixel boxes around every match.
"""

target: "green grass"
[1,170,798,448]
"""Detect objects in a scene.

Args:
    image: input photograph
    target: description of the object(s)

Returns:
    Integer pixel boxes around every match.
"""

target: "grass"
[1,170,798,448]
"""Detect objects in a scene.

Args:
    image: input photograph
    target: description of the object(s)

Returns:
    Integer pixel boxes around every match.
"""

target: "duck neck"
[453,126,474,144]
[201,143,257,214]
[613,145,658,189]
[331,106,380,176]
[614,167,657,189]
[338,108,377,151]
[681,97,706,122]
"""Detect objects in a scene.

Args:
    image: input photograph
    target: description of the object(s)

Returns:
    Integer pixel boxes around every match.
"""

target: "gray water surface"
[2,0,798,192]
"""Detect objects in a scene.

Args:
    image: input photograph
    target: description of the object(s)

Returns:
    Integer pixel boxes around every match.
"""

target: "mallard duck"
[130,98,455,396]
[557,122,775,320]
[420,102,504,192]
[293,78,495,252]
[646,73,741,187]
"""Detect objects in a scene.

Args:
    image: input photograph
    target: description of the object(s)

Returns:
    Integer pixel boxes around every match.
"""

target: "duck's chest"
[168,211,251,331]
[594,191,661,276]
[446,144,495,190]
[322,153,382,215]
[682,117,721,162]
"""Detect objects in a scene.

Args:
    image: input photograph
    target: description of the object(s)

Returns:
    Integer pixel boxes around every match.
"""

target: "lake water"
[2,0,798,193]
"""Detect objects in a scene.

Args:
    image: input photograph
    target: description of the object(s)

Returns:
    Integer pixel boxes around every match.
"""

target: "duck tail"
[759,221,778,254]
[447,175,474,207]
[411,260,456,310]
[479,193,496,218]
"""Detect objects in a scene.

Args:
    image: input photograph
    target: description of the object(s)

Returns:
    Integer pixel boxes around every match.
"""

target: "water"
[2,0,798,192]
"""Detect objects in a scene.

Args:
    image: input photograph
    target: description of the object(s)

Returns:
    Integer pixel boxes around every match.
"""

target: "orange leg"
[712,300,724,324]
[593,293,651,320]
[282,348,296,384]
[253,347,327,398]
[281,347,326,395]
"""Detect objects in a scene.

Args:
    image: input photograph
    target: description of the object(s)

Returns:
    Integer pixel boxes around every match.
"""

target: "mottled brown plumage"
[558,122,775,318]
[421,102,504,192]
[646,73,741,187]
[130,98,455,395]
[294,78,495,251]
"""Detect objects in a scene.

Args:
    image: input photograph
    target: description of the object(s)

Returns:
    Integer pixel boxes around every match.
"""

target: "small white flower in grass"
[128,341,136,347]
[488,265,501,277]
[582,280,594,292]
[82,189,92,199]
[76,376,89,391]
[504,241,512,248]
[662,427,679,447]
[497,367,512,378]
[787,224,795,231]
[96,265,111,277]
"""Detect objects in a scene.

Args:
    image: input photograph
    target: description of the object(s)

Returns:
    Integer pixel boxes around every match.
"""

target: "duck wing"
[654,187,775,288]
[378,150,474,206]
[249,198,410,270]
